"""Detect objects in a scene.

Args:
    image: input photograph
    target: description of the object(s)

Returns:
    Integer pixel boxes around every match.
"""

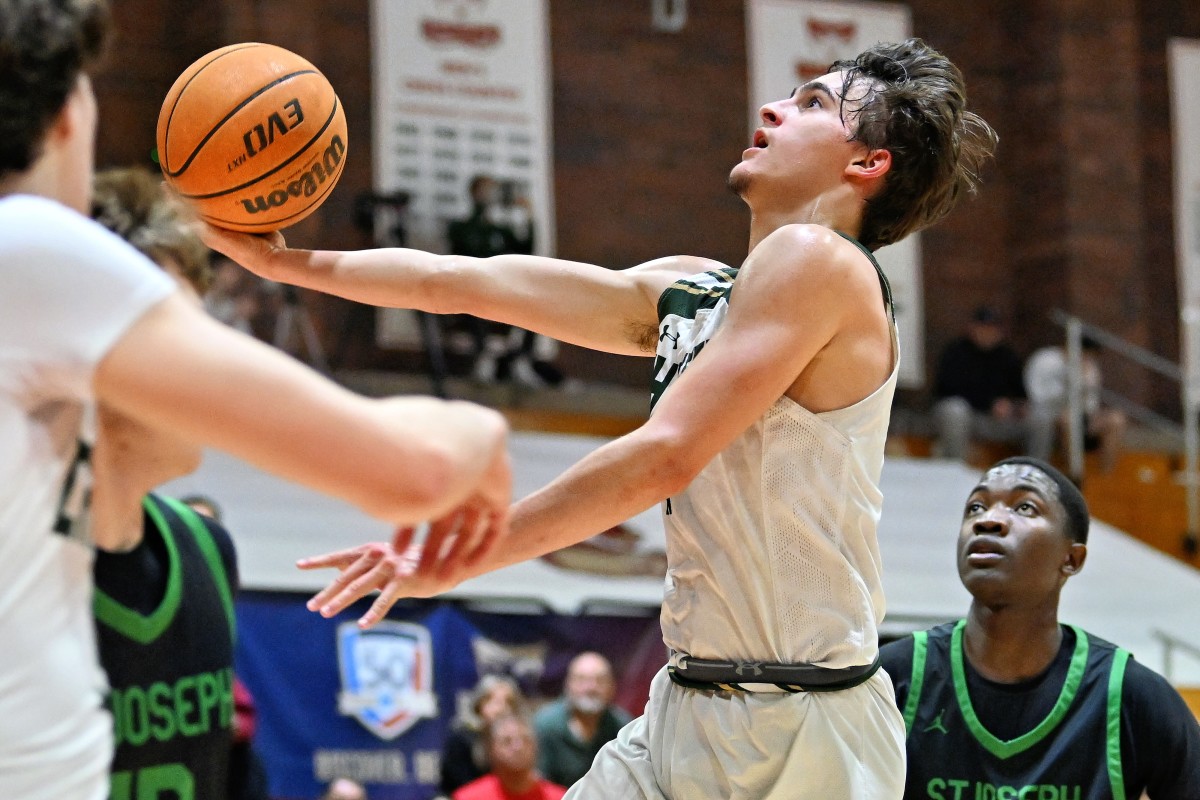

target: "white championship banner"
[746,0,924,388]
[1170,40,1200,402]
[370,0,555,347]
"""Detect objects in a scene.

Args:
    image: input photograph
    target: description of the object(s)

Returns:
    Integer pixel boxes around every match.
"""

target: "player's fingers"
[433,506,483,580]
[391,525,418,554]
[296,545,370,571]
[465,508,509,569]
[436,505,490,579]
[358,577,408,629]
[305,547,383,612]
[413,511,461,577]
[318,556,399,618]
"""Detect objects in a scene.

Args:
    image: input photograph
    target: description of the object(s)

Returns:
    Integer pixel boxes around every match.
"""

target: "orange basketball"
[157,43,348,233]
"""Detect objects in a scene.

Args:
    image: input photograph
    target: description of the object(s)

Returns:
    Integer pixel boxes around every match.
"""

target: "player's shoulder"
[0,193,165,279]
[747,224,877,286]
[1119,654,1188,703]
[0,194,94,251]
[880,633,919,676]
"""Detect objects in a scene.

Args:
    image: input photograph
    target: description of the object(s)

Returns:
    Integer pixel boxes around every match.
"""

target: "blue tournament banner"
[234,592,663,800]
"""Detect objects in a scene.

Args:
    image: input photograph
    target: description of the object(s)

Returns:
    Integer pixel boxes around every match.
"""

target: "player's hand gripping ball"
[156,42,348,233]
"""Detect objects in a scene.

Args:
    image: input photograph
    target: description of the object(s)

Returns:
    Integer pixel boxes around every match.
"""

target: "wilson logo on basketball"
[242,98,305,158]
[240,134,345,215]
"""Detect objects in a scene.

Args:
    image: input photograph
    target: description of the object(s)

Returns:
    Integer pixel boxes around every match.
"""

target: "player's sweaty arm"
[457,226,880,572]
[301,226,891,620]
[93,292,511,538]
[201,225,700,357]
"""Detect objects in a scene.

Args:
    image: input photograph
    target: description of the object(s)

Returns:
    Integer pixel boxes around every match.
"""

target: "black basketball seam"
[181,96,341,200]
[160,42,261,173]
[164,68,320,179]
[199,148,347,229]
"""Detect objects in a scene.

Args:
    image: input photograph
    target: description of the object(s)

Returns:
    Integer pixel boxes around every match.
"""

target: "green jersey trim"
[93,497,185,644]
[1106,648,1131,800]
[161,496,237,642]
[833,231,894,319]
[903,630,928,734]
[950,620,1090,759]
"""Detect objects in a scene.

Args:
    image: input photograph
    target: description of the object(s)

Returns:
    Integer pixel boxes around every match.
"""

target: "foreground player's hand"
[297,498,509,628]
[390,445,512,584]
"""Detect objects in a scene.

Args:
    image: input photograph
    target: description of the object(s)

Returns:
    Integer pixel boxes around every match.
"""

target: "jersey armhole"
[1106,647,1131,800]
[902,630,928,735]
[161,496,237,642]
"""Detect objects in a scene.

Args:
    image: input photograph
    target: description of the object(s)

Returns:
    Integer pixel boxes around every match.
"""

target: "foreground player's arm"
[303,225,890,621]
[201,226,702,357]
[93,292,510,546]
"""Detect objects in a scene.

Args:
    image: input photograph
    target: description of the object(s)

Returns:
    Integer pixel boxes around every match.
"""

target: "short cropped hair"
[831,38,998,251]
[0,0,111,179]
[990,456,1090,545]
[91,166,213,294]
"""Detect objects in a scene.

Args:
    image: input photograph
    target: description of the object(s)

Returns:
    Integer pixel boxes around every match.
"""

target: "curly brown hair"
[830,38,998,251]
[0,0,110,180]
[92,167,213,293]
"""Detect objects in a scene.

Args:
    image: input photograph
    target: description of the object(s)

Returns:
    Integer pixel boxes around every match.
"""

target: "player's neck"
[746,191,862,252]
[0,150,84,214]
[963,600,1063,683]
[89,481,148,553]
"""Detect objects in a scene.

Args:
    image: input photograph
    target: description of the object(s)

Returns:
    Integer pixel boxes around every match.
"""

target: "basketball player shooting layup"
[206,39,996,799]
[0,2,509,799]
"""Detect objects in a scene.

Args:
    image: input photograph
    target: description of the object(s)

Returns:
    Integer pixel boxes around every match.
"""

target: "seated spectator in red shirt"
[453,714,566,800]
[441,675,526,795]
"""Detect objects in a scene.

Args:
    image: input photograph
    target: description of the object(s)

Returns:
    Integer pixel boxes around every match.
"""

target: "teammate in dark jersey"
[94,495,240,800]
[880,457,1200,800]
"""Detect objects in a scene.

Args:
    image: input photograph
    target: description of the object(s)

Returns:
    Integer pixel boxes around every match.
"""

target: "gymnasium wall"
[92,0,1200,406]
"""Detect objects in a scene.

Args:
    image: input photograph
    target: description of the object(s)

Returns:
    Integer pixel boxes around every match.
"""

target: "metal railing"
[1050,311,1198,552]
[1154,628,1200,684]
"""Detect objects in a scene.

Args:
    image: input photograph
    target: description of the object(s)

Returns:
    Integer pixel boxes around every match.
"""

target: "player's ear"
[1061,542,1087,577]
[49,74,92,143]
[846,148,891,192]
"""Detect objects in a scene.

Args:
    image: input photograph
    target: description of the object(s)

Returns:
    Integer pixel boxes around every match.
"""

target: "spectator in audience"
[534,652,629,788]
[319,777,368,800]
[881,456,1200,799]
[454,714,566,800]
[1025,336,1127,473]
[441,674,526,796]
[933,305,1054,462]
[446,175,563,387]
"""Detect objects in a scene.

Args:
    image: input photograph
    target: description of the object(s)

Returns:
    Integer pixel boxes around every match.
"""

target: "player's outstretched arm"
[296,225,892,623]
[92,291,511,549]
[201,225,704,357]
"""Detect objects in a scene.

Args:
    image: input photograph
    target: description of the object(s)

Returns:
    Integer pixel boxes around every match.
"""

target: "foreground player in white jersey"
[0,2,510,799]
[207,39,996,798]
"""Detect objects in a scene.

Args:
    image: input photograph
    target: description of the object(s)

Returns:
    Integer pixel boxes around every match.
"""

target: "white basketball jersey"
[0,195,173,799]
[651,240,898,669]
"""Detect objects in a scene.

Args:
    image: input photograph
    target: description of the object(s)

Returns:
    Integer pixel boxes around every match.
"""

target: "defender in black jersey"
[880,457,1200,799]
[94,494,239,800]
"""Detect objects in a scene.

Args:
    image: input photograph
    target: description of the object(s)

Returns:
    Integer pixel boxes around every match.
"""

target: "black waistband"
[667,653,882,693]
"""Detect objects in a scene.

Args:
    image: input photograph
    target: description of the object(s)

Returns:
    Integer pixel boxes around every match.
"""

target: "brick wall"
[90,0,1200,405]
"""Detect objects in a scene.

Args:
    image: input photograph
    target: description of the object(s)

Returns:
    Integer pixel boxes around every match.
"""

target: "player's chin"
[727,163,753,198]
